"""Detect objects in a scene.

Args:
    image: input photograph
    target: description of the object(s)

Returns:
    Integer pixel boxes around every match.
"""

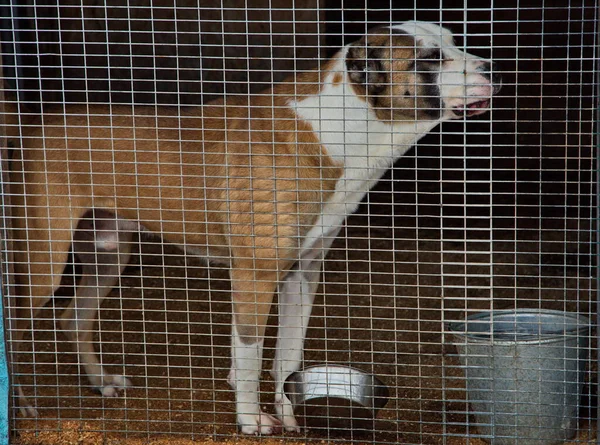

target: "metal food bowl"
[284,365,389,432]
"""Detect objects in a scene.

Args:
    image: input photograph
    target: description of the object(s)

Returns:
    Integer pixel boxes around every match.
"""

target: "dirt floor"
[8,205,597,444]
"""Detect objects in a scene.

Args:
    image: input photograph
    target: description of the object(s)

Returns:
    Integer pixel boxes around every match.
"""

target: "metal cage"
[0,2,597,444]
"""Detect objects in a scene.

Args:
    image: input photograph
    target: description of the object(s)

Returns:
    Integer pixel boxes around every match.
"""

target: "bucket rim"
[446,309,591,344]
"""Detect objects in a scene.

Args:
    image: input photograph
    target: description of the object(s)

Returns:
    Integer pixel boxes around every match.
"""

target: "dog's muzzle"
[452,62,502,118]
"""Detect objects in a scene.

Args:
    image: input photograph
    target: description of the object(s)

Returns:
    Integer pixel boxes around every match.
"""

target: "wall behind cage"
[2,0,323,106]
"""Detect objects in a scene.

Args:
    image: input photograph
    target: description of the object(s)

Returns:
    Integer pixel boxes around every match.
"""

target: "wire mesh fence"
[0,1,597,444]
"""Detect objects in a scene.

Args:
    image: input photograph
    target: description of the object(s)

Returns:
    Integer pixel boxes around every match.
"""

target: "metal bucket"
[447,309,590,445]
[284,365,389,432]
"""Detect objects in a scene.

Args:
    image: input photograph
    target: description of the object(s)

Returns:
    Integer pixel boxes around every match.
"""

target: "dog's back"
[10,96,341,252]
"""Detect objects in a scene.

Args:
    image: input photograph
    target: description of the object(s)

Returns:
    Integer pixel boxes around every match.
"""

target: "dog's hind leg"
[10,200,86,416]
[60,210,134,397]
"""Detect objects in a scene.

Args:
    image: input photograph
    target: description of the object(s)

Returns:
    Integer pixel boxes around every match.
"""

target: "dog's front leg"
[270,261,320,432]
[271,229,340,431]
[229,326,281,435]
[228,267,282,435]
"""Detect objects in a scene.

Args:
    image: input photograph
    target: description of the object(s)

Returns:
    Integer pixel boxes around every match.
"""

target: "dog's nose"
[480,61,496,72]
[477,61,502,94]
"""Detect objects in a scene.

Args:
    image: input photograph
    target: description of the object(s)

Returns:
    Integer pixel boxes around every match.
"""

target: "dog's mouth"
[452,99,491,117]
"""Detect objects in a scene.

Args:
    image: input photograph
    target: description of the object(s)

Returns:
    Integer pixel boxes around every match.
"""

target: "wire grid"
[0,1,597,444]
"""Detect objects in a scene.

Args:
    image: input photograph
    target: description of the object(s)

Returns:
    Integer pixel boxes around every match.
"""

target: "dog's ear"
[346,42,387,95]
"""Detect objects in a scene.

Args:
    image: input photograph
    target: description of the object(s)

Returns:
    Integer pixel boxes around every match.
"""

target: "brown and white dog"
[9,21,501,434]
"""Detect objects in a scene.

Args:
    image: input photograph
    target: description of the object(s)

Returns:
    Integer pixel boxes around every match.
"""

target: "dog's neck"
[288,50,441,172]
[286,50,443,231]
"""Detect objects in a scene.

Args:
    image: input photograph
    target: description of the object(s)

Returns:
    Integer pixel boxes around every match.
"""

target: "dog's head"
[345,21,502,122]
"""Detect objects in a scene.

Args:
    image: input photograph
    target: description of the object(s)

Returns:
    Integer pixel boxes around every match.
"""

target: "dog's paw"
[97,375,132,397]
[275,394,301,432]
[19,404,39,417]
[238,411,283,435]
[281,418,300,433]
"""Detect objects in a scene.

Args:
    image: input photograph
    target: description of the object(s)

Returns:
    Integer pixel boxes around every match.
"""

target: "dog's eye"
[420,49,446,63]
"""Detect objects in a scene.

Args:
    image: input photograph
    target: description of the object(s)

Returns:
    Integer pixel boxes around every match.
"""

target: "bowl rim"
[285,364,387,385]
[284,364,390,408]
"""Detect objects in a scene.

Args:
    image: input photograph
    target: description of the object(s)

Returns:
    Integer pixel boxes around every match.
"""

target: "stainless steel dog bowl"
[284,365,389,431]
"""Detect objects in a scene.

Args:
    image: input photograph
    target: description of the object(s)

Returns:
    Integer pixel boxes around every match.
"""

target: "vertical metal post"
[597,25,600,443]
[596,5,600,439]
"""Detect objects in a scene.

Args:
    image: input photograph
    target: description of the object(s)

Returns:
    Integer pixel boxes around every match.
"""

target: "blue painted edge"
[0,273,10,445]
[0,111,11,444]
[0,224,10,442]
[0,329,10,444]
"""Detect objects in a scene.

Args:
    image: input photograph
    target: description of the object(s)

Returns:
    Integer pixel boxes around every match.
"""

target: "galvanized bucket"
[447,309,591,445]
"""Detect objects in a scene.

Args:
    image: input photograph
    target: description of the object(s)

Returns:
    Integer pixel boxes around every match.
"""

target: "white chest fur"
[288,56,440,255]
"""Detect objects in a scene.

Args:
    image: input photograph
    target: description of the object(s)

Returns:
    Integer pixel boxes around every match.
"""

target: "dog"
[9,21,501,435]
